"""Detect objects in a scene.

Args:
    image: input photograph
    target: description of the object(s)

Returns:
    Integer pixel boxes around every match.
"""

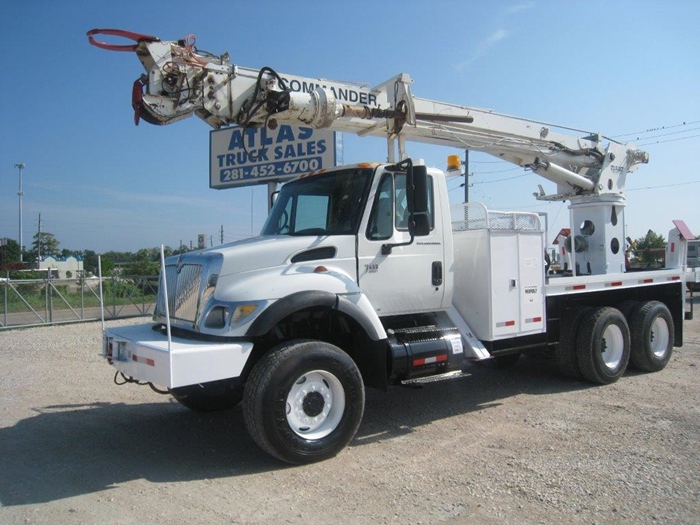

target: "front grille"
[155,263,203,325]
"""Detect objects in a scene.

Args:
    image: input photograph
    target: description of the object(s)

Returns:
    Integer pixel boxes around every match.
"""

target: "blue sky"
[1,1,698,253]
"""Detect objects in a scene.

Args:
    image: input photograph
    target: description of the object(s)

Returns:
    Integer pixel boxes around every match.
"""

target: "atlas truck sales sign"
[210,125,336,189]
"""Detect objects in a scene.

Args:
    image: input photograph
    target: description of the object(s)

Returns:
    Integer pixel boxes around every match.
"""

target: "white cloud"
[504,2,535,15]
[453,2,536,71]
[486,28,509,45]
[453,29,510,71]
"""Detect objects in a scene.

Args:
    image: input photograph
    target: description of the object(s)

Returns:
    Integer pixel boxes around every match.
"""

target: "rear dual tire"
[575,307,630,384]
[556,307,590,380]
[628,301,674,372]
[558,301,674,384]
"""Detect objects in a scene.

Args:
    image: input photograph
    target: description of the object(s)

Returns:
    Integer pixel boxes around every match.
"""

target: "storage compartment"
[451,203,546,341]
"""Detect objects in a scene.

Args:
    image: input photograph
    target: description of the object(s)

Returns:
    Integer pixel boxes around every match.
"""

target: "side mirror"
[269,190,280,209]
[382,161,431,254]
[409,165,429,214]
[408,165,430,236]
[410,214,431,237]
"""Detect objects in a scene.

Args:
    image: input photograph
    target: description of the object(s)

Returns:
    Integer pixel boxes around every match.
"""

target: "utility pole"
[15,162,25,262]
[463,150,469,204]
[37,212,42,261]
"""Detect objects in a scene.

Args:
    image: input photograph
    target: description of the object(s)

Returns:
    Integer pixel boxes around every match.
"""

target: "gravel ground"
[1,303,699,525]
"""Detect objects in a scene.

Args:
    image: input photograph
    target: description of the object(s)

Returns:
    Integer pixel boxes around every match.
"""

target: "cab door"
[357,171,446,316]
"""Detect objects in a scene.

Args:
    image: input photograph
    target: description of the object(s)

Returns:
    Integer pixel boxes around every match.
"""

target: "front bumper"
[102,323,254,388]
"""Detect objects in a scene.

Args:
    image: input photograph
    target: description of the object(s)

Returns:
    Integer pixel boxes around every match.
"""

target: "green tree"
[102,250,132,265]
[72,249,114,276]
[30,231,60,261]
[99,256,116,276]
[79,250,99,275]
[124,258,159,276]
[123,248,159,276]
[631,229,666,267]
[0,239,23,268]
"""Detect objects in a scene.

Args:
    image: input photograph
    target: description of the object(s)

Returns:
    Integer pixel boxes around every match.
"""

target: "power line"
[611,120,700,139]
[447,170,527,191]
[636,126,700,141]
[638,133,700,147]
[472,166,521,175]
[628,180,700,192]
[472,174,527,185]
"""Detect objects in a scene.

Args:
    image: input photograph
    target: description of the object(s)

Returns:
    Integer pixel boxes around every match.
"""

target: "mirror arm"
[381,228,415,255]
[382,158,416,255]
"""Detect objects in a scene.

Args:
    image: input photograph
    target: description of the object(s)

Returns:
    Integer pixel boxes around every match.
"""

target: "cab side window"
[366,173,434,240]
[366,174,394,240]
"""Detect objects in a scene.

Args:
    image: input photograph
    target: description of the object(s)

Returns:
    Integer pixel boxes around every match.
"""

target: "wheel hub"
[601,323,624,369]
[302,391,325,417]
[285,370,346,440]
[650,317,670,357]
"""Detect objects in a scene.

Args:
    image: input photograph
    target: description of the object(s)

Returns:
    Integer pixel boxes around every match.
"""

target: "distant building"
[33,255,84,279]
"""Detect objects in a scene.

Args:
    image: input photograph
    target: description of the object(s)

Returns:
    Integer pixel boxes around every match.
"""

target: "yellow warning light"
[447,154,462,172]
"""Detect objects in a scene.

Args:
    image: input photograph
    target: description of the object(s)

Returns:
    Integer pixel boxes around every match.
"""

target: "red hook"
[132,78,145,126]
[86,28,159,52]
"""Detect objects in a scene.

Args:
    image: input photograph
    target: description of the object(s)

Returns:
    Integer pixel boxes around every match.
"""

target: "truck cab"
[154,161,453,342]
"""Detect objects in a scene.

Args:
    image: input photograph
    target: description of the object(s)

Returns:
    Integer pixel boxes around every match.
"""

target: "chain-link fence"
[0,273,158,329]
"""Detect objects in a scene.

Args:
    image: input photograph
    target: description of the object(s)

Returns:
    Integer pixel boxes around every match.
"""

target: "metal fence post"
[111,273,117,318]
[3,271,8,327]
[80,272,85,319]
[48,273,53,323]
[44,274,49,323]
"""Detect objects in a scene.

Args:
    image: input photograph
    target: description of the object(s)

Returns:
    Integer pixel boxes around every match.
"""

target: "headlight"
[204,305,229,329]
[203,303,259,330]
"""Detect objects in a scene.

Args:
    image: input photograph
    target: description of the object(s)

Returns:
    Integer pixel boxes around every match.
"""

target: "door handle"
[432,261,443,286]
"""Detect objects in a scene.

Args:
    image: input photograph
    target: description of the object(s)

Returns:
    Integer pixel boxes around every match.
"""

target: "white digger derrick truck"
[89,29,695,464]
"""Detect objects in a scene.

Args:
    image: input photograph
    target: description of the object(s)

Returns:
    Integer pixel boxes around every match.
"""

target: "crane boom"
[88,29,647,202]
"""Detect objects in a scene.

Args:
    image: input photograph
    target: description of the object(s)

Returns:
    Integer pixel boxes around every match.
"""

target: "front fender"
[215,264,359,302]
[246,289,386,341]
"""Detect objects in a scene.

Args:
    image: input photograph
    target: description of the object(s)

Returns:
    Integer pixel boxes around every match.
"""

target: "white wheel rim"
[286,370,345,440]
[601,323,624,369]
[649,317,670,358]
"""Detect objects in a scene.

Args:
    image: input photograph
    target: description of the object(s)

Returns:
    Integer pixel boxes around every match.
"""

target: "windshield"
[262,168,373,236]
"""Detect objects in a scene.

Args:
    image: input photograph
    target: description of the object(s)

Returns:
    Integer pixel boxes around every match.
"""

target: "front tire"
[629,301,674,372]
[576,307,630,384]
[243,340,365,464]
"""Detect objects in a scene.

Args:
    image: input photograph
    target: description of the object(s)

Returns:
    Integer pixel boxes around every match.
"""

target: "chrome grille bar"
[155,263,203,325]
[172,264,202,322]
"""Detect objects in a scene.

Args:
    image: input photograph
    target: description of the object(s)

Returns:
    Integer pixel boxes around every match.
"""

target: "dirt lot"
[1,301,699,525]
